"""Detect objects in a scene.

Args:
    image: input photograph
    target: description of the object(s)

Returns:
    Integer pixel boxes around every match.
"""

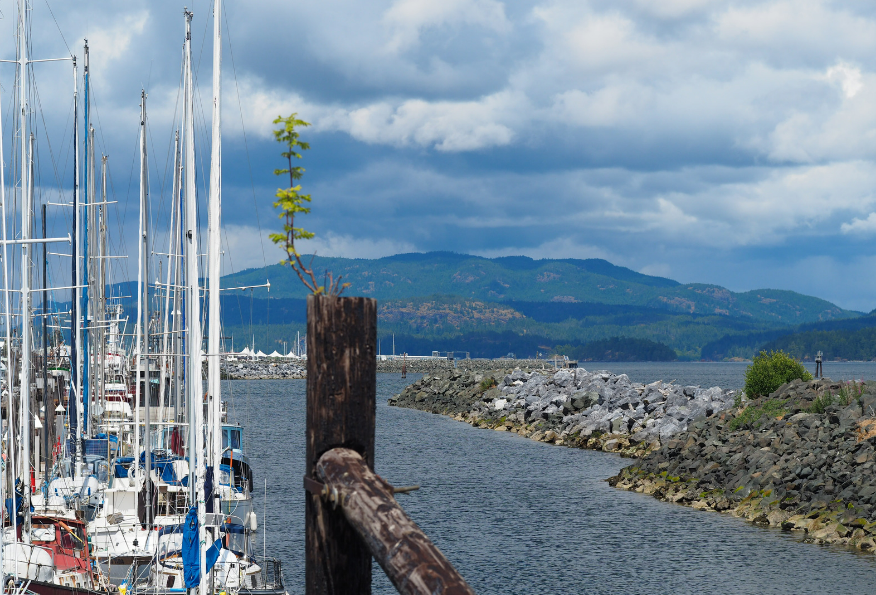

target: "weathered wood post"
[306,294,377,595]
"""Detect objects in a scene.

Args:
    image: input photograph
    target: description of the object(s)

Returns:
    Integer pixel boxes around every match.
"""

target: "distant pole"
[305,295,376,594]
[815,351,823,378]
[401,353,406,379]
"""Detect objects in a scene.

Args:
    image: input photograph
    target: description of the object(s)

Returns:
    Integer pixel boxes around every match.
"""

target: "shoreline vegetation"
[390,367,876,554]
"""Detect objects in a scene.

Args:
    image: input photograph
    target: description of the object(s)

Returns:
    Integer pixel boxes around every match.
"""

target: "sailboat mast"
[133,95,143,480]
[70,56,80,476]
[159,132,179,428]
[18,0,31,524]
[82,40,90,437]
[0,21,10,583]
[139,90,152,527]
[208,0,222,487]
[183,9,207,591]
[86,124,95,437]
[99,156,107,425]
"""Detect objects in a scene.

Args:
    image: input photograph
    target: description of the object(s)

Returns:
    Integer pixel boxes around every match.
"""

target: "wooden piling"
[306,295,377,595]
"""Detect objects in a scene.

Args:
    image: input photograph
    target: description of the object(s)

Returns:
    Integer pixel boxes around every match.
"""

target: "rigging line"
[43,0,72,57]
[147,79,182,268]
[223,2,268,269]
[31,67,67,205]
[144,112,169,258]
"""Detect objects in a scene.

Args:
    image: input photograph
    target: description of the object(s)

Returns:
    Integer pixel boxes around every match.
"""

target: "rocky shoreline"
[220,357,550,379]
[609,378,876,551]
[390,368,876,554]
[389,367,737,457]
[377,358,542,374]
[221,359,306,380]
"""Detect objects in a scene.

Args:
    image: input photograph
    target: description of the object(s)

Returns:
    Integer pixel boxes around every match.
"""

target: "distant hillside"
[219,294,807,360]
[701,312,876,361]
[91,253,863,360]
[222,252,858,325]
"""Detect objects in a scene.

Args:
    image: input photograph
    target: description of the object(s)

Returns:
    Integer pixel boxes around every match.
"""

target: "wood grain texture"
[306,295,377,595]
[317,448,476,595]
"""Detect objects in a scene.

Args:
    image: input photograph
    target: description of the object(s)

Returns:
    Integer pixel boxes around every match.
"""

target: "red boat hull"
[18,580,106,595]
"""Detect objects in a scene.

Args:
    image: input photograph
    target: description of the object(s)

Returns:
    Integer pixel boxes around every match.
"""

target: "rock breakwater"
[609,378,876,551]
[390,367,737,456]
[377,358,540,374]
[221,359,305,380]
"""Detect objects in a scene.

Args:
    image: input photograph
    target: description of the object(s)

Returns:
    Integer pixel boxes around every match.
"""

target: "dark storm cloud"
[6,0,876,309]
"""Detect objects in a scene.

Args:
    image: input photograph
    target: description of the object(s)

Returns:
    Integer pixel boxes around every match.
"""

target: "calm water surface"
[225,364,876,595]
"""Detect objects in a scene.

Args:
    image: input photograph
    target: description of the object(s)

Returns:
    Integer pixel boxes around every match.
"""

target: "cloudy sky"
[5,0,876,310]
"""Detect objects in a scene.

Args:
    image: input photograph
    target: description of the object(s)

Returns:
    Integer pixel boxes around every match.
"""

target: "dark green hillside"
[702,312,876,361]
[93,253,862,360]
[222,252,857,325]
[760,325,876,362]
[557,337,678,362]
[221,294,792,360]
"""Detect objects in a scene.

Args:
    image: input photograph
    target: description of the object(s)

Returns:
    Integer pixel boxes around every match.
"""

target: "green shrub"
[808,392,833,414]
[728,398,789,431]
[743,350,812,398]
[478,377,498,392]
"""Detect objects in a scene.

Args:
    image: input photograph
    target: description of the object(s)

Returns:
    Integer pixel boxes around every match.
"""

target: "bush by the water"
[743,350,812,398]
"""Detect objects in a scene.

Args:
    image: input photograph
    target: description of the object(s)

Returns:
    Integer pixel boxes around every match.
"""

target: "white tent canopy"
[255,350,267,358]
[238,347,253,357]
[268,351,282,358]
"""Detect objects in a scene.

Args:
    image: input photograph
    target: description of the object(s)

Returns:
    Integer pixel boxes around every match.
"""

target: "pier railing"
[304,295,475,595]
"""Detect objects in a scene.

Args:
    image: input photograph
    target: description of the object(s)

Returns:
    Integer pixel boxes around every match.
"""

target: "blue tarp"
[4,479,24,524]
[158,524,182,537]
[182,506,200,588]
[205,538,223,573]
[204,466,214,513]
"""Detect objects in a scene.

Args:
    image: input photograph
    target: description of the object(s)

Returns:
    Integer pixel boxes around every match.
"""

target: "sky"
[5,0,876,311]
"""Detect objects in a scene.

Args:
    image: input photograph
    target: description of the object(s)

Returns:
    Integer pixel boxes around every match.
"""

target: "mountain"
[222,252,858,325]
[701,311,876,361]
[213,252,862,360]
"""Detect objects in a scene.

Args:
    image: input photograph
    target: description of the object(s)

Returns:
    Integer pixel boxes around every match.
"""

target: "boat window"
[32,525,56,542]
[223,428,241,451]
[224,531,248,556]
[60,525,85,550]
[95,461,110,484]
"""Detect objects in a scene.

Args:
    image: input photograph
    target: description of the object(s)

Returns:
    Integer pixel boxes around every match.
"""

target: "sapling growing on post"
[269,113,348,295]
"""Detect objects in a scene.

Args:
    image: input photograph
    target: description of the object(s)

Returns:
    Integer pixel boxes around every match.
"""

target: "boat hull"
[13,579,106,595]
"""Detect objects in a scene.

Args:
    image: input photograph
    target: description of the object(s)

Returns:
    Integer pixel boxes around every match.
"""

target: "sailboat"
[120,5,285,595]
[0,4,116,595]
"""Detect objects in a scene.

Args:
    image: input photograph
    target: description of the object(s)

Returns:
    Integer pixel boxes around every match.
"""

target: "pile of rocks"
[377,358,541,374]
[390,367,737,455]
[609,378,876,551]
[221,359,305,380]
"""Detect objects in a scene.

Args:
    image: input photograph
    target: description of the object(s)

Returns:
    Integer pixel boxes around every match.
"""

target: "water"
[560,361,876,390]
[226,365,876,595]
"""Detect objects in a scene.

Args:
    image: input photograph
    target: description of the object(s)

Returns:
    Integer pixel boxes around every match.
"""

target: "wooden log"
[316,448,475,595]
[306,295,377,595]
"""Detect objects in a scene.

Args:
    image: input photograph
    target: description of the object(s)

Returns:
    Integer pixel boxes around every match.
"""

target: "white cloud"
[825,62,864,99]
[841,213,876,234]
[88,11,150,74]
[222,224,416,270]
[317,91,518,151]
[474,238,619,262]
[305,232,418,259]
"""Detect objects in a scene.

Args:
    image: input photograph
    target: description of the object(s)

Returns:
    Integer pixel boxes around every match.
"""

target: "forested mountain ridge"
[222,252,858,325]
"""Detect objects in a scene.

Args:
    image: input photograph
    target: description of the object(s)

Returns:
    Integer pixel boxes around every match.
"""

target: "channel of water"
[228,363,876,594]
